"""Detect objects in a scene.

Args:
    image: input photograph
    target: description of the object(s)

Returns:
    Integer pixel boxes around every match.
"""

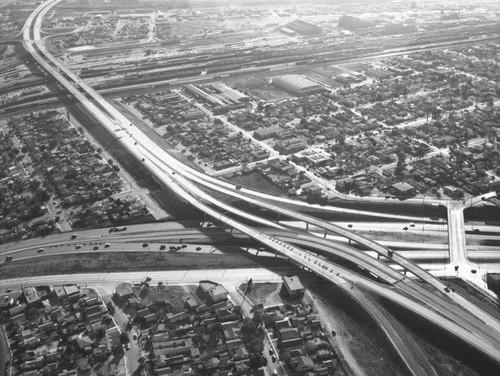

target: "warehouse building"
[272,75,324,96]
[285,20,322,35]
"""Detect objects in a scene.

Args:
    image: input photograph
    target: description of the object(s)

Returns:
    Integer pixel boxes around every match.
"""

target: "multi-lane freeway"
[13,0,500,373]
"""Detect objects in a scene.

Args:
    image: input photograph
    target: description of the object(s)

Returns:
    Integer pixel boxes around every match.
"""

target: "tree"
[30,179,41,190]
[394,151,405,175]
[30,204,42,217]
[240,319,265,354]
[106,302,115,315]
[119,332,130,344]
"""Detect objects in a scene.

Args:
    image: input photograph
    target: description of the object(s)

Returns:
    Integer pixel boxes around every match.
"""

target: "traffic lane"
[0,222,211,253]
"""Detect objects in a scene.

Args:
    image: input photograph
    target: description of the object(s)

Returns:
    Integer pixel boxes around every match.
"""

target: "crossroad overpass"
[18,0,500,371]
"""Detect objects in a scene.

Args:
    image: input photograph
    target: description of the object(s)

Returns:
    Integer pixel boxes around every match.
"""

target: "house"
[198,281,229,304]
[144,313,157,323]
[0,294,14,309]
[184,296,198,310]
[9,303,26,316]
[166,311,189,324]
[391,182,416,197]
[282,276,305,298]
[292,356,316,373]
[53,286,67,300]
[279,327,302,350]
[115,282,135,299]
[63,285,80,300]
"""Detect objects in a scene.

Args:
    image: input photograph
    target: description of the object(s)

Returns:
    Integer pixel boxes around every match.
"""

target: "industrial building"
[272,75,324,96]
[184,83,249,109]
[285,20,322,35]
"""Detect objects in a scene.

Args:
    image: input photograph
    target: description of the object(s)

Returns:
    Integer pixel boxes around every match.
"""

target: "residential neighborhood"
[0,110,152,243]
[0,285,124,376]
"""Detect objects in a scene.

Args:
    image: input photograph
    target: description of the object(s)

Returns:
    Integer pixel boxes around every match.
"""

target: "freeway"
[20,0,500,371]
[3,224,500,273]
[2,216,499,265]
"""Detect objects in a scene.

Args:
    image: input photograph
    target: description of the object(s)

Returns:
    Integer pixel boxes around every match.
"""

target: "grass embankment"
[0,251,290,280]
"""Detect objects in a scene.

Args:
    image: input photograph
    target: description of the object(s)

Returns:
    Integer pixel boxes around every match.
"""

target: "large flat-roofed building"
[277,137,307,155]
[285,20,322,35]
[272,75,323,96]
[292,148,331,166]
[254,126,293,141]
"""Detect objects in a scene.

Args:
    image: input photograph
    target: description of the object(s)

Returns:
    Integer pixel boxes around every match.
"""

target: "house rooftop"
[283,275,304,292]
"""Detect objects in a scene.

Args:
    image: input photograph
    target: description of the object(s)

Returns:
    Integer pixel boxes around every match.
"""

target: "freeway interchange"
[9,0,500,373]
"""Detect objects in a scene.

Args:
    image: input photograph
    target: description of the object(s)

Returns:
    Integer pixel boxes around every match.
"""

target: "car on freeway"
[71,233,77,239]
[109,226,127,233]
[37,248,44,253]
[104,243,110,248]
[75,244,82,249]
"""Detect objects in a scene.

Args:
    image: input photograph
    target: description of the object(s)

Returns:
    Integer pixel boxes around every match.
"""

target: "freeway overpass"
[19,0,500,370]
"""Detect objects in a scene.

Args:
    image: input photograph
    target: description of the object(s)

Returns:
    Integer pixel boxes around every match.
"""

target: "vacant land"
[242,282,283,307]
[225,172,285,196]
[133,284,198,314]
